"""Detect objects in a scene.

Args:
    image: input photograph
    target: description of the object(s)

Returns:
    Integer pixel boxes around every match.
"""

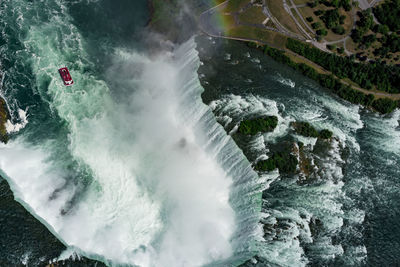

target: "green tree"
[333,25,345,34]
[317,28,328,36]
[327,44,337,50]
[312,22,321,29]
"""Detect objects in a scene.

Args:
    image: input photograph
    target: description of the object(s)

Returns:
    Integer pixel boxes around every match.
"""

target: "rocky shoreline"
[0,71,8,144]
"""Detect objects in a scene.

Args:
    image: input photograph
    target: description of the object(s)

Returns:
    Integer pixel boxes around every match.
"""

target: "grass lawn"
[266,19,278,29]
[324,9,353,42]
[225,0,250,12]
[267,0,303,35]
[291,7,315,36]
[228,26,288,48]
[293,0,309,5]
[238,5,266,24]
[298,6,352,42]
[345,37,357,53]
[298,6,323,32]
[220,14,237,29]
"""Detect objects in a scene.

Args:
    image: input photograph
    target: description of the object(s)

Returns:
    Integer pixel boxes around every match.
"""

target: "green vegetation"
[351,10,374,43]
[373,24,389,35]
[332,25,345,34]
[305,0,350,41]
[258,43,398,113]
[371,98,399,114]
[348,5,400,62]
[316,28,328,36]
[293,122,319,137]
[320,9,344,30]
[293,122,333,139]
[286,38,400,93]
[255,152,298,173]
[319,129,333,139]
[320,0,351,10]
[312,22,322,29]
[314,10,324,16]
[374,34,400,57]
[238,116,278,135]
[226,0,250,11]
[327,44,336,50]
[0,97,8,144]
[373,0,400,31]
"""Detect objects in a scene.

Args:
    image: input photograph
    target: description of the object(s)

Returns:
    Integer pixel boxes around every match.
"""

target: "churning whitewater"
[0,0,261,266]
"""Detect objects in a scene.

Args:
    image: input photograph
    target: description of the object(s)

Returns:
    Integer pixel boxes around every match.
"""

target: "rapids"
[0,0,261,266]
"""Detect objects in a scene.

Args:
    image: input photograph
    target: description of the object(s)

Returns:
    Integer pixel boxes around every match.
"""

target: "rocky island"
[0,98,7,143]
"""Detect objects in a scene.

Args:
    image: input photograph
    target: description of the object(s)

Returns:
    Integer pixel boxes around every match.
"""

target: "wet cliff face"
[0,97,8,144]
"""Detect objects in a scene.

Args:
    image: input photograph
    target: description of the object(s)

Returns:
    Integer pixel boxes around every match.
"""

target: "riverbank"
[248,41,399,113]
[0,97,8,143]
[198,0,400,113]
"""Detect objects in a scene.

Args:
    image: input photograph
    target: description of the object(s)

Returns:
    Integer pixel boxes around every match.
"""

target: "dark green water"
[197,36,400,266]
[0,0,148,265]
[1,0,400,266]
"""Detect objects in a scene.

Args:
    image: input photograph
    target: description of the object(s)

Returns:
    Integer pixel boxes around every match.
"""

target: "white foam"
[20,251,31,266]
[0,15,260,265]
[210,94,293,145]
[5,108,28,133]
[366,109,400,155]
[0,1,261,264]
[276,74,295,88]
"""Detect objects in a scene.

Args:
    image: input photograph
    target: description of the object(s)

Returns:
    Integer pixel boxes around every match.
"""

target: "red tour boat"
[58,67,74,86]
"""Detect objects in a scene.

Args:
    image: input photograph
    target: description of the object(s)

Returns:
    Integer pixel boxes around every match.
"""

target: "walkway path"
[283,0,314,40]
[287,0,316,37]
[198,0,400,100]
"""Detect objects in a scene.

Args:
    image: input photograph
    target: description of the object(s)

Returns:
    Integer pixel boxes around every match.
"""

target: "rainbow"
[205,0,235,36]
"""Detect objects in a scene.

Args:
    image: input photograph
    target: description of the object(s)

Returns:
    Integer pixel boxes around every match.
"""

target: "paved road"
[283,0,314,40]
[318,4,358,55]
[198,0,288,46]
[198,1,400,100]
[355,0,383,24]
[262,0,304,39]
[288,0,316,36]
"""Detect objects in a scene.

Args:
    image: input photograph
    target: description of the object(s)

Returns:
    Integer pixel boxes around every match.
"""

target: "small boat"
[58,67,73,86]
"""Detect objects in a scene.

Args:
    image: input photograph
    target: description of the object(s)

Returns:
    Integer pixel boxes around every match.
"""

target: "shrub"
[238,116,278,135]
[371,98,398,114]
[314,10,324,16]
[316,28,328,36]
[256,152,298,173]
[293,122,319,137]
[312,22,321,29]
[319,129,333,139]
[327,44,336,50]
[333,25,345,34]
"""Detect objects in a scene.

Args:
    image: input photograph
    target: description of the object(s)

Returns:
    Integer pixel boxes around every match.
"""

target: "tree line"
[247,41,399,114]
[286,38,400,93]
